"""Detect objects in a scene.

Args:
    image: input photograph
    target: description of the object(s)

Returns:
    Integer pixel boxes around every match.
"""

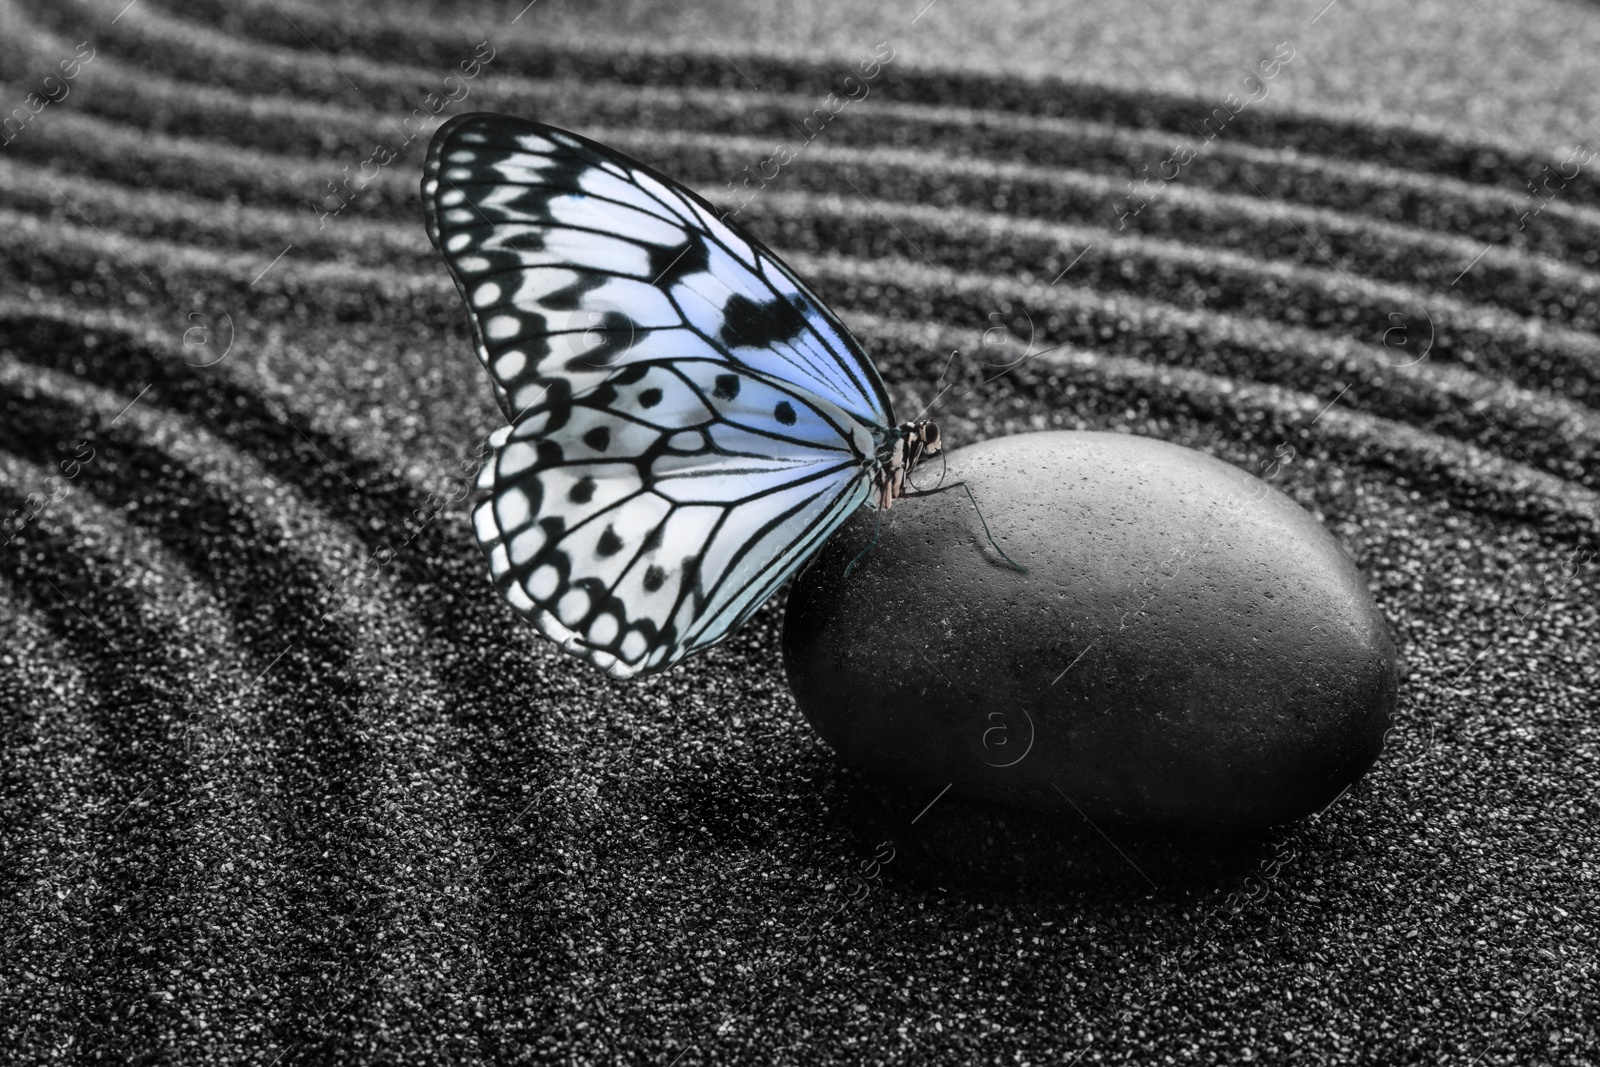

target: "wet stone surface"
[783,430,1400,831]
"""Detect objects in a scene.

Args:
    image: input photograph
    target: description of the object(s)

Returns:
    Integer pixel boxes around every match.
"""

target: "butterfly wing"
[421,113,894,678]
[470,363,875,678]
[421,113,894,426]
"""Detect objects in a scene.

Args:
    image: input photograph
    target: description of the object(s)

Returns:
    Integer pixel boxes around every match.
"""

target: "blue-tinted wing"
[421,113,890,677]
[422,113,895,428]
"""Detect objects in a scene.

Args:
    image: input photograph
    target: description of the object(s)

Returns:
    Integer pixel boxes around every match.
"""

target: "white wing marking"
[423,113,899,677]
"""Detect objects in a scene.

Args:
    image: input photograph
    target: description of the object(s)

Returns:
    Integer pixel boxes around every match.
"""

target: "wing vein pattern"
[422,113,897,677]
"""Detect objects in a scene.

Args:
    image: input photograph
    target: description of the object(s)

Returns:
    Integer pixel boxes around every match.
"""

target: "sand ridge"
[1,1,1596,1063]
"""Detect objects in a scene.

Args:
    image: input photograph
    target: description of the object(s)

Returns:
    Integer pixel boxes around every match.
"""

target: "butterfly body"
[423,113,942,678]
[878,420,942,510]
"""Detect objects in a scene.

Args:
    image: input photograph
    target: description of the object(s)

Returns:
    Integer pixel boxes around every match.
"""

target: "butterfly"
[422,113,1013,679]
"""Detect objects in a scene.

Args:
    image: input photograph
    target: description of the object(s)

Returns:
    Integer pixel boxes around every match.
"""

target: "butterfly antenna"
[912,379,956,423]
[909,348,968,422]
[843,506,885,578]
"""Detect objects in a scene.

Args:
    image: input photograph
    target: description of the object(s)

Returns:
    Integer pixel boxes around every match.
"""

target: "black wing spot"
[597,525,624,557]
[719,293,807,349]
[586,382,619,409]
[642,524,664,551]
[612,361,651,386]
[639,387,663,408]
[643,565,667,591]
[774,401,797,425]
[648,238,709,284]
[713,374,741,401]
[569,477,597,504]
[583,425,611,451]
[562,311,638,370]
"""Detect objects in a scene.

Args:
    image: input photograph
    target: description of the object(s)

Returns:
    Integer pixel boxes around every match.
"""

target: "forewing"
[421,112,895,430]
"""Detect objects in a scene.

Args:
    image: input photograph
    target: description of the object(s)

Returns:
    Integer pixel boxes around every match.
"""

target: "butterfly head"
[903,419,941,468]
[876,420,942,509]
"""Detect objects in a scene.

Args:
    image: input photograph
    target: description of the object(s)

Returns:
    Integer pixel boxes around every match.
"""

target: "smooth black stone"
[783,431,1400,832]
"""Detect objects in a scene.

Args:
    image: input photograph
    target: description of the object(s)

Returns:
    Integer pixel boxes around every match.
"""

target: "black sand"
[1,1,1596,1064]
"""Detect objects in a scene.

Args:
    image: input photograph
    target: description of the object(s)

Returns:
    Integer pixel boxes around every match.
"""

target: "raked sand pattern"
[1,1,1596,1064]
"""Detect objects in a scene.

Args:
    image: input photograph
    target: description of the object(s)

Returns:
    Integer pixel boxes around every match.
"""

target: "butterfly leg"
[843,505,885,578]
[903,481,1028,574]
